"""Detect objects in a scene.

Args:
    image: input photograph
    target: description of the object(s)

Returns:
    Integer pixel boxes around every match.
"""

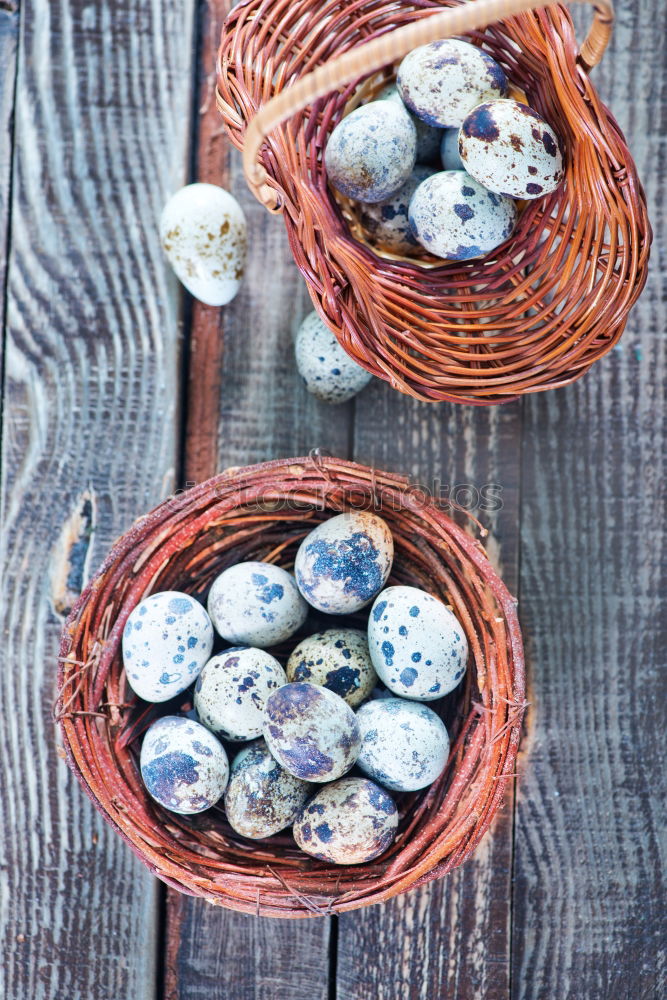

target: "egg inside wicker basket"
[57,457,525,917]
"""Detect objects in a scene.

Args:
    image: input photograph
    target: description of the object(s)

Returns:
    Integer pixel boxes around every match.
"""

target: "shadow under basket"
[216,0,651,404]
[57,458,525,917]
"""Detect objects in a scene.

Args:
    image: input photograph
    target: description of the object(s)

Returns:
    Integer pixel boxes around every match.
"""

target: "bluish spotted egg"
[122,591,214,703]
[459,99,564,199]
[294,311,373,404]
[377,83,442,164]
[368,585,468,700]
[356,696,449,791]
[408,170,517,261]
[140,715,229,814]
[295,511,394,614]
[286,628,377,707]
[397,39,508,128]
[263,682,361,782]
[224,739,312,839]
[325,102,417,203]
[207,561,308,647]
[293,777,398,864]
[358,165,437,255]
[194,647,287,741]
[440,128,464,170]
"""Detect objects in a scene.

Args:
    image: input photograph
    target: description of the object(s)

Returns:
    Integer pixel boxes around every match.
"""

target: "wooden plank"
[511,3,667,994]
[0,0,19,330]
[336,393,522,1000]
[0,1,196,997]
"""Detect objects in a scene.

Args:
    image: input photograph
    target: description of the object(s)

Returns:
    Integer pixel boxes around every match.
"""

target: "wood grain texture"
[511,5,667,998]
[0,0,19,339]
[0,1,196,997]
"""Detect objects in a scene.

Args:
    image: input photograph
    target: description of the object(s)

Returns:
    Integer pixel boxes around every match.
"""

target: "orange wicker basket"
[216,0,650,404]
[57,457,525,916]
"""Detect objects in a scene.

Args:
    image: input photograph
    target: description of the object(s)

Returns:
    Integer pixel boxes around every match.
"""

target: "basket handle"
[240,0,614,209]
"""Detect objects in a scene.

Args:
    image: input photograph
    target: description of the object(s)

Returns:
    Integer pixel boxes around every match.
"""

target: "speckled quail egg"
[122,591,214,703]
[140,715,229,814]
[440,128,464,170]
[295,511,394,614]
[459,99,564,199]
[377,83,442,164]
[160,183,247,306]
[286,628,377,707]
[408,170,517,261]
[293,777,398,864]
[325,102,417,203]
[358,165,437,255]
[368,585,468,700]
[263,682,361,782]
[207,561,308,647]
[194,646,287,741]
[224,739,312,839]
[397,39,507,128]
[294,311,373,403]
[356,697,450,791]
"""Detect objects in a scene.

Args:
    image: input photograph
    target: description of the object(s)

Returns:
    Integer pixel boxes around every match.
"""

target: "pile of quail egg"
[325,38,564,261]
[124,510,469,866]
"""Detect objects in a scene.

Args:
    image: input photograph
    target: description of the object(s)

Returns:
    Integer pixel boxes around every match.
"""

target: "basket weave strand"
[58,458,525,917]
[216,0,650,403]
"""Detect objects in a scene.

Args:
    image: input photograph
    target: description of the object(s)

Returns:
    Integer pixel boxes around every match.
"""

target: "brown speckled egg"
[224,740,311,839]
[207,561,308,648]
[293,777,398,864]
[286,628,377,707]
[194,647,287,741]
[140,716,229,815]
[294,511,394,614]
[460,99,564,199]
[263,682,361,782]
[397,40,507,128]
[356,697,449,791]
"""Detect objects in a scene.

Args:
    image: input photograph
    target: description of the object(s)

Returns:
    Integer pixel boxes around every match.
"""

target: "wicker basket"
[57,457,525,917]
[216,0,650,404]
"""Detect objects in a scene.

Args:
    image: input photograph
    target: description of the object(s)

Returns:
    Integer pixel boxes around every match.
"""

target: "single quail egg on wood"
[377,83,442,164]
[224,739,312,839]
[368,585,468,700]
[408,169,517,261]
[356,696,450,791]
[286,628,377,707]
[122,591,214,703]
[358,165,437,255]
[294,311,372,403]
[440,128,464,170]
[207,561,308,648]
[194,647,287,741]
[293,777,398,864]
[295,511,394,614]
[397,39,508,128]
[160,183,247,306]
[140,715,229,815]
[263,682,361,782]
[459,99,564,199]
[325,102,417,203]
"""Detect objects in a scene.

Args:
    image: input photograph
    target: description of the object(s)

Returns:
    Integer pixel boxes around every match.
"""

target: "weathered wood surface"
[0,1,195,998]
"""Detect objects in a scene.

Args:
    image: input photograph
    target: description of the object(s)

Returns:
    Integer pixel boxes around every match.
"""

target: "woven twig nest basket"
[57,458,525,916]
[216,0,650,404]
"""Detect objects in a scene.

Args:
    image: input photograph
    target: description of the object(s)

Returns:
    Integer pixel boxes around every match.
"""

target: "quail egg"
[356,696,450,791]
[325,102,417,203]
[293,777,398,864]
[377,83,442,164]
[440,128,464,170]
[194,647,287,741]
[286,628,377,707]
[368,585,468,700]
[263,682,361,782]
[408,170,517,260]
[397,39,507,128]
[224,740,312,839]
[358,165,437,255]
[459,99,564,199]
[122,591,214,703]
[207,561,308,647]
[294,311,372,403]
[140,715,229,814]
[295,511,394,614]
